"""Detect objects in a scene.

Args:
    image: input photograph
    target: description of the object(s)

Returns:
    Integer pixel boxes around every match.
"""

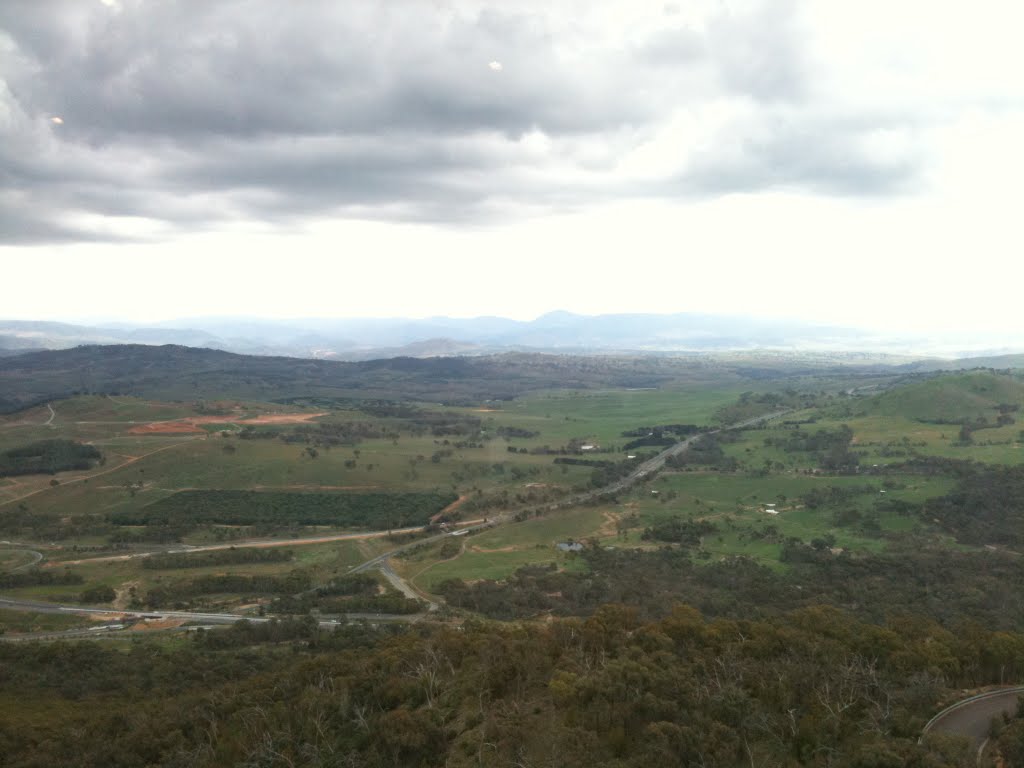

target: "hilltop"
[868,370,1024,423]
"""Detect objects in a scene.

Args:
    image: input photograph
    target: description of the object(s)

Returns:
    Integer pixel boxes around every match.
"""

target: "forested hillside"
[1,605,1020,767]
[0,344,748,412]
[0,344,924,414]
[439,545,1024,629]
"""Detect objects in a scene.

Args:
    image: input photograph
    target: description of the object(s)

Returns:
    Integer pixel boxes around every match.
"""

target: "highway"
[0,595,424,641]
[352,410,789,587]
[0,409,788,638]
[52,522,465,567]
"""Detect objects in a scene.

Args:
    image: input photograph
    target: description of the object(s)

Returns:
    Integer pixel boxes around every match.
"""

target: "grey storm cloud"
[0,0,923,244]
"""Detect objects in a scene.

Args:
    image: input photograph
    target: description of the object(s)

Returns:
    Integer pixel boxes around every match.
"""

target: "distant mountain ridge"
[1,313,1022,360]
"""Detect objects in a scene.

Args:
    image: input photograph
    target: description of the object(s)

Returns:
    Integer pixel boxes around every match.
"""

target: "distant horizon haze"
[1,311,1021,360]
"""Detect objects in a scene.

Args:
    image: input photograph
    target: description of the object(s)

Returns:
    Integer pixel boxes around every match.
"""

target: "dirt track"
[431,494,468,522]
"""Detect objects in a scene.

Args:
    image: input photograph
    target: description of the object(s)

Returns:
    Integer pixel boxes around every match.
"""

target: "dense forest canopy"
[0,605,1021,767]
[0,439,101,477]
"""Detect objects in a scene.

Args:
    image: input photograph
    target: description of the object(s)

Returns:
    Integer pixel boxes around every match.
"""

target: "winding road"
[5,548,43,572]
[922,686,1024,763]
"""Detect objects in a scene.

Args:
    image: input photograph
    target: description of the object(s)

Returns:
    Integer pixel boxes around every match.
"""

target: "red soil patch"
[128,422,204,434]
[127,412,326,434]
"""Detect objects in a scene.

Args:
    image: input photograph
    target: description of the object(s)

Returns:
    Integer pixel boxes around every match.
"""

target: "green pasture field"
[414,547,582,592]
[45,396,198,423]
[0,607,98,634]
[400,505,605,591]
[0,396,329,509]
[722,409,1024,472]
[633,471,954,519]
[0,549,39,571]
[845,413,1024,460]
[0,388,758,527]
[608,470,958,565]
[2,429,597,530]
[465,385,753,450]
[2,538,381,607]
[0,433,201,514]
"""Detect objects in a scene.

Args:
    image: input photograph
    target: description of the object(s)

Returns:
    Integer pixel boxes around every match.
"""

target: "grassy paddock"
[610,470,957,564]
[0,608,99,634]
[476,386,751,448]
[13,538,380,608]
[404,506,606,591]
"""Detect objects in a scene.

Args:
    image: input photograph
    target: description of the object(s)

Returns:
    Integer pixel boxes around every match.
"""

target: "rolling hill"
[868,370,1024,423]
[0,344,753,413]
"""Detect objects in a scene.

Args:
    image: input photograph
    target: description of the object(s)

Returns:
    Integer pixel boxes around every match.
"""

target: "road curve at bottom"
[921,686,1024,758]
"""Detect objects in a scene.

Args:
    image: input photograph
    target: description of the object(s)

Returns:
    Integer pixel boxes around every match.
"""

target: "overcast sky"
[1,0,1022,333]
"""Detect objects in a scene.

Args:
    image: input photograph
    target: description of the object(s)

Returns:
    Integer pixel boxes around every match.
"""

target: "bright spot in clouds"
[488,61,503,71]
[49,116,64,125]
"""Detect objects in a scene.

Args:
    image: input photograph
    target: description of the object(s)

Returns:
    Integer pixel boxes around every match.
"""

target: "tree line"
[111,489,458,531]
[0,439,101,477]
[141,547,294,570]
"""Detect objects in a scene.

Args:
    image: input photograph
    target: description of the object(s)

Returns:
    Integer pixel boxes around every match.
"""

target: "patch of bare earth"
[597,510,621,538]
[128,422,203,434]
[240,413,327,424]
[128,412,327,435]
[130,618,186,631]
[113,581,139,610]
